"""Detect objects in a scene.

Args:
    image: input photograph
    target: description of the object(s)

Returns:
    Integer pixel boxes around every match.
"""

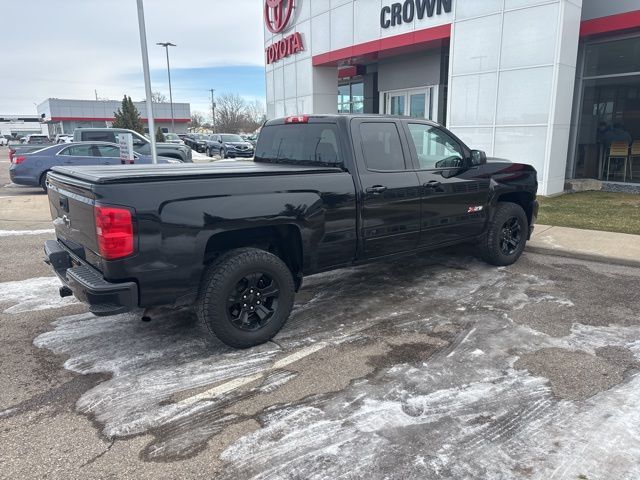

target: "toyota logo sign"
[264,0,295,34]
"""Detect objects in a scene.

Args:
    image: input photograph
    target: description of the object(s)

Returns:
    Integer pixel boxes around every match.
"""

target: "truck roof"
[263,114,441,127]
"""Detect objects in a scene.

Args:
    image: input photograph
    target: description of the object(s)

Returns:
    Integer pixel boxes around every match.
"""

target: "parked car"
[9,142,180,191]
[0,136,8,146]
[24,134,50,145]
[163,133,184,144]
[73,128,192,162]
[185,133,208,152]
[183,133,201,151]
[55,134,74,144]
[205,133,254,158]
[44,114,538,349]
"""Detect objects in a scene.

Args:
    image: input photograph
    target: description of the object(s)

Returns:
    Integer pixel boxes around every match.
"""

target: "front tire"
[221,149,226,159]
[479,202,528,266]
[206,147,211,157]
[196,248,295,348]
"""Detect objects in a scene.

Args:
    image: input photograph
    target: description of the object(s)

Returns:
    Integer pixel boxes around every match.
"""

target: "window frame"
[400,120,471,172]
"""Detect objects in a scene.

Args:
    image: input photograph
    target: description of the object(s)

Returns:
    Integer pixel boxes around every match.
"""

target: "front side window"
[407,123,464,170]
[360,122,406,171]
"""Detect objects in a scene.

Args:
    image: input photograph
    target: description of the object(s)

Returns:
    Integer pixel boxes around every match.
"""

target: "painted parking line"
[179,342,327,406]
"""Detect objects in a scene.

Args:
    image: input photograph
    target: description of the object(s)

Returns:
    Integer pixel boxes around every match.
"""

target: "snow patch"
[0,277,77,314]
[0,229,54,237]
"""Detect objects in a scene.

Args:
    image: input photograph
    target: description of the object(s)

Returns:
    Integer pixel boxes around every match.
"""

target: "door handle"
[366,185,388,194]
[424,180,441,189]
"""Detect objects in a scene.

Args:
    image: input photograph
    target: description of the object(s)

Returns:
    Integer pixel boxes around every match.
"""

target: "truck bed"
[50,161,343,185]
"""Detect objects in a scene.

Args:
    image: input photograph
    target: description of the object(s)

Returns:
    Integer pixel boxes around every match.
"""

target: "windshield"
[254,124,341,167]
[220,134,244,143]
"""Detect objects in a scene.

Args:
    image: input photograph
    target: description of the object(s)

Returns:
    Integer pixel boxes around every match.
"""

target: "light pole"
[157,41,176,132]
[209,89,216,133]
[136,0,157,163]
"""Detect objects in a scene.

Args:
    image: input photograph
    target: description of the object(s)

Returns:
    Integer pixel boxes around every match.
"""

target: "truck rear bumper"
[44,240,138,316]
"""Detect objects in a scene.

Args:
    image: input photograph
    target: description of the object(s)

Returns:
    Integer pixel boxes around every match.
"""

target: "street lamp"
[136,0,157,163]
[157,41,176,132]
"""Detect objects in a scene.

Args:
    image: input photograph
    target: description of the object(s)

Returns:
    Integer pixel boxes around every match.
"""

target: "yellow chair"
[605,141,629,182]
[630,141,640,180]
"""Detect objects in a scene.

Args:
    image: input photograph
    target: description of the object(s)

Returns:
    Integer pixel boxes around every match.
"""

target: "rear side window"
[255,124,341,166]
[60,144,99,156]
[96,145,121,157]
[360,122,406,171]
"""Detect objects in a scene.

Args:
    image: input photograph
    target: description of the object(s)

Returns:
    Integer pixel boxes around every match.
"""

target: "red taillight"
[13,155,27,164]
[8,150,14,162]
[285,115,309,124]
[94,206,134,260]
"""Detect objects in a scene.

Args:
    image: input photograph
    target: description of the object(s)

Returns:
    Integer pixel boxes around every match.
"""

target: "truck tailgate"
[47,172,102,270]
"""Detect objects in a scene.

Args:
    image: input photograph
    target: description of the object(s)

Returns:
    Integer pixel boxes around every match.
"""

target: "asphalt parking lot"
[1,145,640,479]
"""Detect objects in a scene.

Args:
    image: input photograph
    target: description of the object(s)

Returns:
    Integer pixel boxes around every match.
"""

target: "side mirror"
[470,149,487,166]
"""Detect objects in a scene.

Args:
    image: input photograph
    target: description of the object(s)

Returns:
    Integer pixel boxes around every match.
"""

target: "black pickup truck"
[44,115,538,348]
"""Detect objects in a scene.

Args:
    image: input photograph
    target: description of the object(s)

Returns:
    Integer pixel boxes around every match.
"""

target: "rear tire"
[479,202,528,266]
[196,248,295,348]
[221,149,226,159]
[39,171,49,193]
[206,148,211,157]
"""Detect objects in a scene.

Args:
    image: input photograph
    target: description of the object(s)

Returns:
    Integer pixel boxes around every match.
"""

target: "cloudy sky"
[2,0,265,118]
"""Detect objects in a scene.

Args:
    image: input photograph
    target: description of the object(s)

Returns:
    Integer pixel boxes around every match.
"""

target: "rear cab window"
[255,124,341,166]
[81,131,116,143]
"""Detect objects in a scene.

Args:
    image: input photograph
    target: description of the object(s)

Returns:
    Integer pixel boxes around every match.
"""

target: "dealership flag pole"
[136,0,158,163]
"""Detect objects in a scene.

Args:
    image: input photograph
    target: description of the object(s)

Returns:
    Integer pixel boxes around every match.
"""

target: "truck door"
[402,121,489,246]
[351,118,421,258]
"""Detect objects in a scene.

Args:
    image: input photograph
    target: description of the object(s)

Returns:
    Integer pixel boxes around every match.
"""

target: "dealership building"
[37,98,191,136]
[264,0,640,195]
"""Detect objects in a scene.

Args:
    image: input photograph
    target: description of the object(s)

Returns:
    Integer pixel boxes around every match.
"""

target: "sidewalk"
[527,224,640,268]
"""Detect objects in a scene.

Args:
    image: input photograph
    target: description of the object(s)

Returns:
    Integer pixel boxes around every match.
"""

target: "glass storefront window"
[410,93,426,118]
[574,75,640,182]
[584,37,640,77]
[382,86,437,120]
[337,81,365,114]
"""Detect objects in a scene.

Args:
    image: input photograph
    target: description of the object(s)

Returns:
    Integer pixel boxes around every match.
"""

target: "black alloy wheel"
[196,247,295,348]
[226,272,280,331]
[478,201,528,266]
[499,216,523,256]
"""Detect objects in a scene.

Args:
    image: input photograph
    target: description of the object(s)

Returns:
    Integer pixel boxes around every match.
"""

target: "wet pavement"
[1,154,640,479]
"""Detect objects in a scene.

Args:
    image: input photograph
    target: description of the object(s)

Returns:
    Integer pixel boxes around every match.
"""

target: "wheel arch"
[202,224,304,289]
[495,191,535,227]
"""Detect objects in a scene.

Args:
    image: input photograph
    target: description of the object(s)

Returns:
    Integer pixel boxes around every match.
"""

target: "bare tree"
[244,99,266,132]
[151,91,167,103]
[189,112,205,130]
[215,93,247,133]
[213,94,266,133]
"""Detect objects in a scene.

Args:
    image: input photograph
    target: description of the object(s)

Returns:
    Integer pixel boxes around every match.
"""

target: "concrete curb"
[526,244,640,269]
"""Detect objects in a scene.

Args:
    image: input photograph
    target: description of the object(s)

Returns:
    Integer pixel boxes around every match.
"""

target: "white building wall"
[265,0,453,118]
[447,0,582,195]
